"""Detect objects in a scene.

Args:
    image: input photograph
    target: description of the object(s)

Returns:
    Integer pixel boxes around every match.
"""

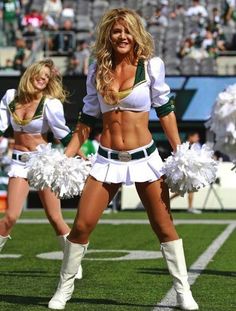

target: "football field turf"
[0,210,236,311]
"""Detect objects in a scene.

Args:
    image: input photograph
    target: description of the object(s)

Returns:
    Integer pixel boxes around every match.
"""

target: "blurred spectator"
[214,31,226,53]
[41,14,59,52]
[169,4,185,22]
[20,0,33,14]
[174,3,186,20]
[148,6,168,27]
[160,0,170,17]
[66,40,90,75]
[185,0,208,18]
[201,28,214,50]
[43,0,62,22]
[222,0,236,26]
[53,18,76,54]
[22,23,37,49]
[13,37,27,71]
[0,0,21,45]
[188,46,209,62]
[208,7,221,29]
[21,8,43,31]
[42,13,58,30]
[61,3,75,21]
[3,58,13,71]
[178,37,194,58]
[136,9,147,28]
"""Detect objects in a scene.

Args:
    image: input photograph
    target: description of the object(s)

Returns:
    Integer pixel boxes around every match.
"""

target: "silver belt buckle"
[118,151,132,162]
[20,153,30,162]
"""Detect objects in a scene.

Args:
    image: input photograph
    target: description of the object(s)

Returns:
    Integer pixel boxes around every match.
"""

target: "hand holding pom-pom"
[27,144,93,198]
[164,142,218,196]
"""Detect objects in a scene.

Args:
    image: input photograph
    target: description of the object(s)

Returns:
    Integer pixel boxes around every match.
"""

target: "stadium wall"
[1,75,235,210]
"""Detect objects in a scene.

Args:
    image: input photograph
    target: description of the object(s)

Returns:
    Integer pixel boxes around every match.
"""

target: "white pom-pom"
[51,156,92,198]
[164,142,218,196]
[27,144,92,198]
[27,144,63,190]
[206,83,236,161]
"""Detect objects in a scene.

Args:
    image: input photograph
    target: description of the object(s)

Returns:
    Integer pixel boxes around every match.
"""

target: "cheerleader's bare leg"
[38,188,70,236]
[48,176,121,310]
[0,177,29,251]
[39,188,84,279]
[135,177,199,310]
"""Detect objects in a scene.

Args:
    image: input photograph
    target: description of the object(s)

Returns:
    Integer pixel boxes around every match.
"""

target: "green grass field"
[0,210,236,311]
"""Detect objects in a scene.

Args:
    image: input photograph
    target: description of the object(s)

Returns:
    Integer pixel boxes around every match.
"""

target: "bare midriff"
[13,132,48,152]
[100,110,152,151]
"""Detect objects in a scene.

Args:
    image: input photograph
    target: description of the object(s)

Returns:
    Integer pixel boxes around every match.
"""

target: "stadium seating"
[0,0,235,75]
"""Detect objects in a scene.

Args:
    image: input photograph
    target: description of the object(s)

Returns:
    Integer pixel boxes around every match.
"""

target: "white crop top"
[0,89,71,142]
[82,57,170,118]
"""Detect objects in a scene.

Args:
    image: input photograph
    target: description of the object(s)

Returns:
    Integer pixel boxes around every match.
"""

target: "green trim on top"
[155,96,175,118]
[0,130,4,137]
[8,98,16,114]
[8,96,46,120]
[134,59,146,86]
[60,131,72,147]
[33,96,45,119]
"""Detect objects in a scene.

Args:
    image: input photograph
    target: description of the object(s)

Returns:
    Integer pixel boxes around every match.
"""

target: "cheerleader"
[49,8,199,310]
[0,59,82,279]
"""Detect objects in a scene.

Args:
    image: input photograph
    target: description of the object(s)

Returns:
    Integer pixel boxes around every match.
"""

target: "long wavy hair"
[17,59,68,103]
[92,8,154,105]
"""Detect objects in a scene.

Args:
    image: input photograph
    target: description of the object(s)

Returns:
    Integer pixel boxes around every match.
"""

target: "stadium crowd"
[0,0,236,75]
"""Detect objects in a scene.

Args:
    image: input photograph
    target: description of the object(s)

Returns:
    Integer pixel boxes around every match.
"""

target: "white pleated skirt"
[8,150,34,179]
[90,142,166,185]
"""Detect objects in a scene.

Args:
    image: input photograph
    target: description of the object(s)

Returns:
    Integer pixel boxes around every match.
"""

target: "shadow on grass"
[0,270,57,278]
[138,267,236,277]
[1,295,157,309]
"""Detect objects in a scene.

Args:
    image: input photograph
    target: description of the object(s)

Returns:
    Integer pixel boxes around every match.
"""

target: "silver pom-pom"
[27,144,92,198]
[164,142,218,196]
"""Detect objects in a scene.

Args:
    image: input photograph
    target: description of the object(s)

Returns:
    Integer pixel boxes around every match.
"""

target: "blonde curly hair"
[17,59,68,103]
[92,8,154,105]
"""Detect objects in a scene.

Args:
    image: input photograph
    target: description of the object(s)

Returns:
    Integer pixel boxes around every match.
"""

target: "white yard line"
[9,217,236,310]
[153,223,236,311]
[16,218,236,225]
